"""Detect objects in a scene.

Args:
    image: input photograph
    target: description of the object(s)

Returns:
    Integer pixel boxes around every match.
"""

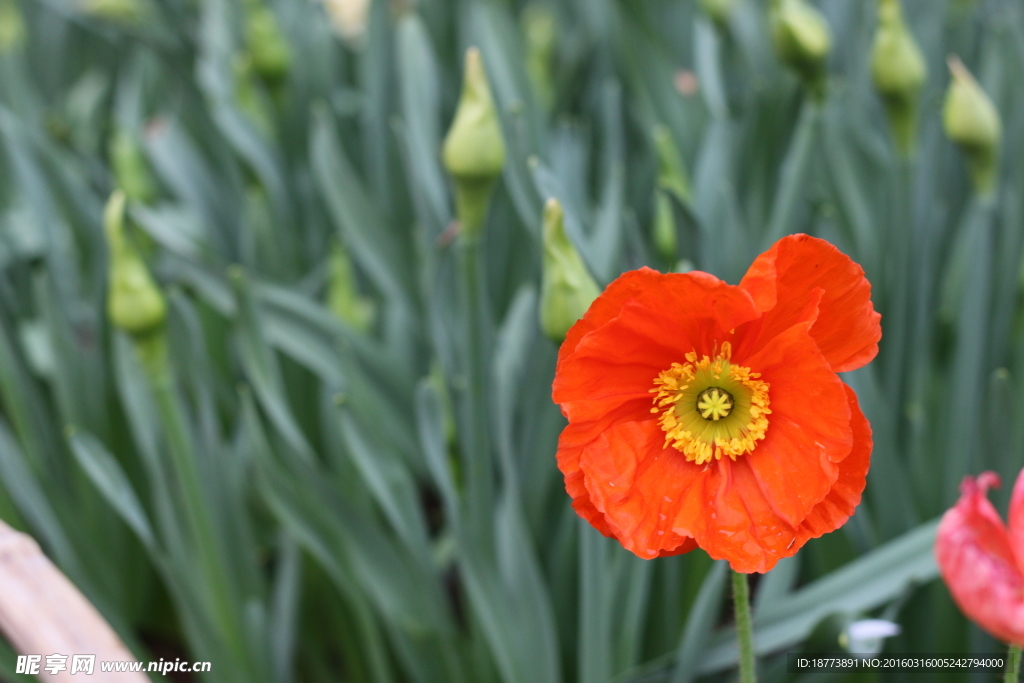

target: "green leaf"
[669,561,728,683]
[249,393,450,638]
[231,267,317,463]
[0,418,83,579]
[310,106,410,303]
[335,407,431,563]
[415,379,459,524]
[68,430,157,554]
[763,99,821,247]
[396,12,450,234]
[578,525,612,683]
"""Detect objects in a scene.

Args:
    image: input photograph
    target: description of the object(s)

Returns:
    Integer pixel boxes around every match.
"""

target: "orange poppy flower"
[552,234,880,573]
[935,471,1024,645]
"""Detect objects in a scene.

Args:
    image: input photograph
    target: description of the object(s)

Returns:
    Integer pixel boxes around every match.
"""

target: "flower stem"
[763,97,821,250]
[732,570,757,683]
[457,233,492,545]
[139,334,248,670]
[1006,644,1021,683]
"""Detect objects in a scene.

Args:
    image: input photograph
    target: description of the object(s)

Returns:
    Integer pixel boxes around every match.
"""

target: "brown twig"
[0,520,148,681]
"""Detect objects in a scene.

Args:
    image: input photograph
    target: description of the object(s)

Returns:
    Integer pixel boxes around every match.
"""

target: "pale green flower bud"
[322,0,369,46]
[653,125,691,204]
[0,0,25,54]
[653,189,677,261]
[234,55,274,136]
[770,0,831,95]
[327,242,375,333]
[105,191,166,337]
[650,126,690,261]
[110,130,157,204]
[943,56,1002,196]
[442,47,506,237]
[540,199,599,342]
[701,0,738,28]
[952,0,979,10]
[523,4,557,110]
[871,0,926,157]
[80,0,145,23]
[674,258,695,273]
[428,360,457,449]
[245,0,290,86]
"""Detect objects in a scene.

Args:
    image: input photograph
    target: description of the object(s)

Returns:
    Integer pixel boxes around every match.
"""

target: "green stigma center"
[651,344,772,464]
[696,387,734,421]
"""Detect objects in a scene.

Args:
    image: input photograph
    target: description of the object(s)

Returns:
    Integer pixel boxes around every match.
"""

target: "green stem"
[1006,644,1021,683]
[764,98,821,248]
[942,195,997,500]
[457,234,492,544]
[732,570,757,683]
[883,157,913,404]
[139,334,248,673]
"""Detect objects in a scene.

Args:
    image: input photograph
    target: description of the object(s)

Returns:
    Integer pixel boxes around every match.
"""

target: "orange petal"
[575,419,795,570]
[657,536,698,557]
[554,271,761,438]
[559,268,664,365]
[739,234,881,373]
[576,419,708,559]
[677,457,800,574]
[558,268,760,366]
[936,473,1024,645]
[740,321,851,528]
[555,422,613,537]
[795,384,872,544]
[554,301,686,420]
[558,417,698,557]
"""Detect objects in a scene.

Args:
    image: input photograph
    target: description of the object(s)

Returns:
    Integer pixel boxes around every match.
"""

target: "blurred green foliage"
[0,0,1021,681]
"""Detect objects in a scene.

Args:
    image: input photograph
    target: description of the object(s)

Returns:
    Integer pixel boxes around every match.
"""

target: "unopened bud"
[952,0,979,10]
[653,125,691,204]
[0,0,25,54]
[322,0,369,46]
[701,0,737,28]
[442,47,506,237]
[327,243,375,332]
[233,56,276,137]
[871,0,926,156]
[540,199,599,342]
[943,56,1001,196]
[523,4,557,110]
[80,0,145,23]
[234,56,274,135]
[428,361,457,448]
[653,189,677,261]
[651,126,690,261]
[110,130,157,204]
[105,191,166,337]
[245,0,290,86]
[770,0,831,95]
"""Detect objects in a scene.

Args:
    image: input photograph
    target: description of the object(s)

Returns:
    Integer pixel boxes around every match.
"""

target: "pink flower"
[935,470,1024,645]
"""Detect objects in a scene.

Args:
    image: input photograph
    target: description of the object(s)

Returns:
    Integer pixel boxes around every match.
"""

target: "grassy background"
[0,0,1022,680]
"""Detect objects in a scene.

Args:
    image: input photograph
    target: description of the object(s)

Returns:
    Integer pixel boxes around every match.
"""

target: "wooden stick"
[0,519,148,681]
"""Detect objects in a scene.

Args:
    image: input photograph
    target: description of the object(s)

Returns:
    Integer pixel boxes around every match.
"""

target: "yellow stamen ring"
[650,342,771,465]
